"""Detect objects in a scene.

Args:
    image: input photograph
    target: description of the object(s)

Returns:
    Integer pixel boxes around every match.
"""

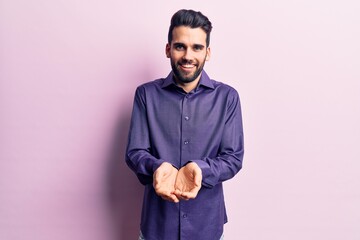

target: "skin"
[174,162,202,201]
[165,26,211,93]
[153,162,179,202]
[154,162,202,202]
[154,26,209,202]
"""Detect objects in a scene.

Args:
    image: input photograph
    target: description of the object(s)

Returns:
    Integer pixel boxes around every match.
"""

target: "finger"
[157,188,179,202]
[173,189,182,196]
[177,195,190,201]
[180,192,195,200]
[181,187,201,199]
[169,194,180,203]
[174,190,189,201]
[162,194,179,203]
[175,188,194,200]
[156,187,171,196]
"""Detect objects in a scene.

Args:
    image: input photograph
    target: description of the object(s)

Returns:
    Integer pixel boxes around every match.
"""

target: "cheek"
[197,53,208,62]
[170,53,182,62]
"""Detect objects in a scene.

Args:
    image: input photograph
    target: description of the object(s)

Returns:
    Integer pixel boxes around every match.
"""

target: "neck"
[174,75,202,93]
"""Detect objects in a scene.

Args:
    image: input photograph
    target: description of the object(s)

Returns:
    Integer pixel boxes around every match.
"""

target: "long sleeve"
[191,89,244,188]
[125,72,245,240]
[125,86,165,185]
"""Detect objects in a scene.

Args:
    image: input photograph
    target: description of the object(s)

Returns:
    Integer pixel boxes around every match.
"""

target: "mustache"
[179,59,197,65]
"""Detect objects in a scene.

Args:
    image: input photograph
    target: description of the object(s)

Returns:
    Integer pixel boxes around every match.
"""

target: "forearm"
[126,86,166,184]
[192,88,244,188]
[191,149,244,188]
[126,148,166,185]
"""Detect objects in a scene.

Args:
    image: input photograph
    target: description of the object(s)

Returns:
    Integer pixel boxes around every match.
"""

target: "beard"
[170,57,206,84]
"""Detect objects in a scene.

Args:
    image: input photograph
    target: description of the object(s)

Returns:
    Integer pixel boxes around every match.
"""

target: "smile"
[179,64,196,71]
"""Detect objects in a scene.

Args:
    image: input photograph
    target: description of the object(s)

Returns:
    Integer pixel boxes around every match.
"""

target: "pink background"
[1,1,359,239]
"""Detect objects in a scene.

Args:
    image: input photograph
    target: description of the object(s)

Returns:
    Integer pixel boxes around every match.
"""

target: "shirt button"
[184,116,189,121]
[183,214,187,218]
[184,140,189,145]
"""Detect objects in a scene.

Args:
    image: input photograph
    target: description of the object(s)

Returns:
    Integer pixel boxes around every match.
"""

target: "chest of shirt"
[146,89,228,136]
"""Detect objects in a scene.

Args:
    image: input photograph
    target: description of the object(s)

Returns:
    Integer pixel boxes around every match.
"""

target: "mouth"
[179,63,196,72]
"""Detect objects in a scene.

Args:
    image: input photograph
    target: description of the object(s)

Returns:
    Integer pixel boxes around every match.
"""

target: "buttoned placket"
[180,93,191,164]
[179,93,191,239]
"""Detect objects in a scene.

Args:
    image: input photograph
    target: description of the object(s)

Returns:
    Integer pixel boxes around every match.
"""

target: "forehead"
[171,26,207,45]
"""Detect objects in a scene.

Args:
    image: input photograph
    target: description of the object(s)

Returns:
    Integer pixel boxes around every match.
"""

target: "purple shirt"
[126,70,244,240]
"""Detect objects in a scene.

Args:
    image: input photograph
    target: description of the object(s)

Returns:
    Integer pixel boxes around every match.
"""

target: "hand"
[174,162,202,200]
[153,162,179,203]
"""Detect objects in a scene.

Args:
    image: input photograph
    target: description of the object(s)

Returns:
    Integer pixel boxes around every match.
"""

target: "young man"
[126,9,244,240]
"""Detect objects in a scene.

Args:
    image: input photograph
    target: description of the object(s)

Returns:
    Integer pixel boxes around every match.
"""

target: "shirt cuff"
[187,160,215,188]
[151,159,166,173]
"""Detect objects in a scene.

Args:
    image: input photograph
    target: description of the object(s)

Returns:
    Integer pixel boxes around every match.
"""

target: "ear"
[165,43,171,58]
[205,47,211,61]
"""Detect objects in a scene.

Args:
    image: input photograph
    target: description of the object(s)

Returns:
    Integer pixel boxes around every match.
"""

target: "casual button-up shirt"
[126,70,244,240]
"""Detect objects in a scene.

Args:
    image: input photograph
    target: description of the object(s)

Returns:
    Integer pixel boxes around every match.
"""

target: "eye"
[193,45,204,51]
[174,44,185,51]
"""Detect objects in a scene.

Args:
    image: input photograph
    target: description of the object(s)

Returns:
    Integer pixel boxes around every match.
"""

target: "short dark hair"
[168,9,213,47]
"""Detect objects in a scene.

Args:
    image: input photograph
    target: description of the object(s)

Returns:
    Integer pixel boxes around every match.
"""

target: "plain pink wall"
[1,1,359,239]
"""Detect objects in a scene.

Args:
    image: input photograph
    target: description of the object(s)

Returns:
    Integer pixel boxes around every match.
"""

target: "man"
[126,9,244,240]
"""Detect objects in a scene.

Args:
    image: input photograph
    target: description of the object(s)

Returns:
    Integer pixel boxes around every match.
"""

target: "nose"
[182,49,194,61]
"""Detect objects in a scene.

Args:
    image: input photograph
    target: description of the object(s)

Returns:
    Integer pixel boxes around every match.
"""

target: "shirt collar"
[161,70,215,90]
